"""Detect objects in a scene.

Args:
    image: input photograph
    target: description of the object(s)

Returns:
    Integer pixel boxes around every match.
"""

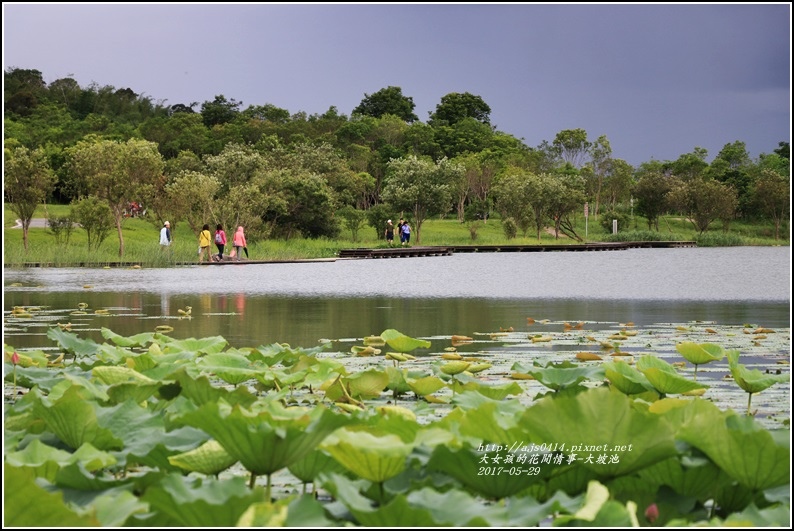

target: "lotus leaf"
[140,473,264,527]
[440,360,471,375]
[675,342,725,365]
[407,375,447,397]
[727,350,790,395]
[677,399,790,491]
[3,466,99,527]
[636,355,708,395]
[32,385,122,451]
[322,429,413,483]
[168,440,238,476]
[287,448,348,484]
[426,444,542,499]
[178,401,350,478]
[92,365,156,386]
[101,328,155,347]
[521,387,678,476]
[512,361,604,391]
[196,352,259,386]
[380,329,431,353]
[603,360,653,395]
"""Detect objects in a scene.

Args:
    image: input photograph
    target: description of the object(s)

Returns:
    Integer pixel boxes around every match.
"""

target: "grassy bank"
[3,204,788,267]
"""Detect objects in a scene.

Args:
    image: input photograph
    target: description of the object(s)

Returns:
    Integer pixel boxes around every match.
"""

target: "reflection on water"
[4,247,790,350]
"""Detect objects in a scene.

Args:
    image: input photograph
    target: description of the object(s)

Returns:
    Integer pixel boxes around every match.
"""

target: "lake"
[3,246,790,351]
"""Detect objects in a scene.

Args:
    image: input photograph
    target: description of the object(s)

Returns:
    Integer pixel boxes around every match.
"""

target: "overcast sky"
[3,3,791,167]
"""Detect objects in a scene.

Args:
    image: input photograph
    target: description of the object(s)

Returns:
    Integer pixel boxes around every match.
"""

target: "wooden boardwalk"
[338,241,696,259]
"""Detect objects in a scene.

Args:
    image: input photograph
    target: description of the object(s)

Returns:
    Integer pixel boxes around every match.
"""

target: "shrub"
[502,217,518,240]
[47,215,75,245]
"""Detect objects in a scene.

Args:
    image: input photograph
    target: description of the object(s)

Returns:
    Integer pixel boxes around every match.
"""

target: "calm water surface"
[4,247,791,350]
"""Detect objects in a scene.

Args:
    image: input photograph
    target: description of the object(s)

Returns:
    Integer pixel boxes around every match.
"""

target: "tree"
[352,86,418,123]
[429,92,491,126]
[166,171,221,235]
[4,146,57,250]
[552,129,590,168]
[337,206,368,242]
[587,134,612,217]
[492,170,542,238]
[382,156,454,244]
[200,95,242,127]
[670,147,709,181]
[633,172,676,231]
[70,196,114,251]
[66,138,165,256]
[773,141,789,160]
[751,171,790,241]
[669,179,738,234]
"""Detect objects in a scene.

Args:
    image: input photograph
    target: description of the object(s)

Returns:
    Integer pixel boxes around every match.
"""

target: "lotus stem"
[267,473,272,502]
[693,364,698,381]
[747,393,753,416]
[249,472,257,489]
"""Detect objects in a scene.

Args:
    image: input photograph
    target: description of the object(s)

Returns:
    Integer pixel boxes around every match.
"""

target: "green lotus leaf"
[472,381,524,400]
[322,429,413,483]
[160,336,229,356]
[83,489,148,527]
[168,440,238,476]
[46,327,101,358]
[380,329,431,353]
[521,387,679,476]
[32,385,122,451]
[637,355,708,395]
[287,448,348,484]
[345,368,390,399]
[140,473,264,527]
[92,365,157,386]
[101,328,155,347]
[426,444,542,500]
[169,367,259,408]
[513,361,604,391]
[385,366,413,394]
[407,375,447,397]
[727,350,790,394]
[603,360,654,395]
[179,401,350,477]
[197,352,260,386]
[675,342,725,365]
[677,399,790,491]
[3,465,99,527]
[440,360,471,375]
[637,455,728,501]
[438,400,527,446]
[5,439,116,481]
[321,472,444,526]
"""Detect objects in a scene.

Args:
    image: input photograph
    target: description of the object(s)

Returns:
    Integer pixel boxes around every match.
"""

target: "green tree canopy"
[352,86,418,123]
[429,92,491,126]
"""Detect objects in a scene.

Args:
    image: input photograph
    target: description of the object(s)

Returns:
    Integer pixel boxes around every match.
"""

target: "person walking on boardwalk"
[401,220,412,246]
[232,225,247,262]
[214,224,227,262]
[397,218,405,245]
[159,221,172,249]
[198,224,212,263]
[385,219,395,246]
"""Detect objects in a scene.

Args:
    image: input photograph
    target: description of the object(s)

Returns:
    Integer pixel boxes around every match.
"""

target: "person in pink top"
[231,225,247,261]
[213,224,227,262]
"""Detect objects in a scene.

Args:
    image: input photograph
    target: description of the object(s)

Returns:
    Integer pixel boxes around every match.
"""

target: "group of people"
[384,218,411,246]
[159,221,247,263]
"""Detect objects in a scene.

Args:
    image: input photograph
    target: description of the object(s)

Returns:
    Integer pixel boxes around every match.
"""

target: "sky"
[3,2,791,167]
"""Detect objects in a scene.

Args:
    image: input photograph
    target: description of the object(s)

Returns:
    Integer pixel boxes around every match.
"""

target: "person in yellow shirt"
[198,223,212,263]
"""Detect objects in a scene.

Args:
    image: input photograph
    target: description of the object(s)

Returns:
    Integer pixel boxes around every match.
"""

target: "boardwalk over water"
[338,241,697,259]
[7,241,696,267]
